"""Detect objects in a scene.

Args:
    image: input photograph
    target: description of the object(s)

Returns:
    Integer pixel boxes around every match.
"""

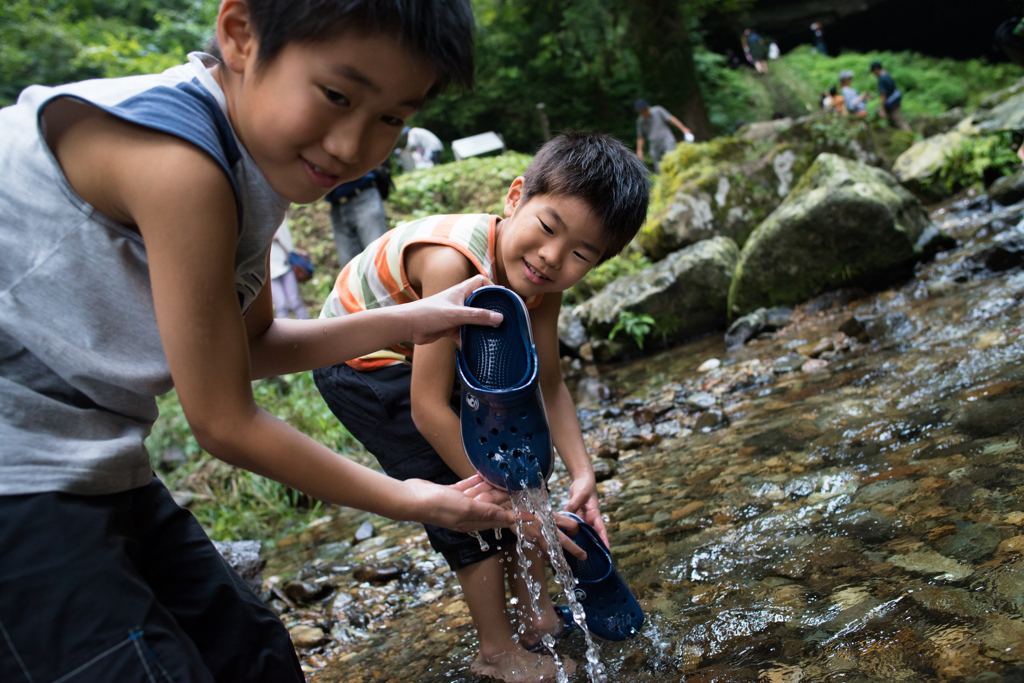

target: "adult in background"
[743,28,769,74]
[328,164,391,270]
[270,219,310,320]
[871,61,911,131]
[810,22,828,56]
[839,70,870,117]
[402,126,444,167]
[635,98,693,174]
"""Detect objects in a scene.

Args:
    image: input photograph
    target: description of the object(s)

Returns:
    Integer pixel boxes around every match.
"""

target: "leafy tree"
[0,0,215,106]
[416,0,754,153]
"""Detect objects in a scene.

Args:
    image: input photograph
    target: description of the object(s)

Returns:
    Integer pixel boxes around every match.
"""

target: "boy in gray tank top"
[0,2,518,682]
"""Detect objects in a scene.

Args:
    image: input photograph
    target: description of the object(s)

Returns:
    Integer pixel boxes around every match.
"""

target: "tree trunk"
[628,0,715,140]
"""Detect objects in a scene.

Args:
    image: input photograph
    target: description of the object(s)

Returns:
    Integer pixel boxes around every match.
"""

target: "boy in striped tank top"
[315,133,650,681]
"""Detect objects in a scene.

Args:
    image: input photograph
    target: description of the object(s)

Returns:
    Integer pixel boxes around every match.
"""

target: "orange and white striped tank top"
[320,213,542,371]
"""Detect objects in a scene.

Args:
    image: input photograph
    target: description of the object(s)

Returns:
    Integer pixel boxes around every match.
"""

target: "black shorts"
[0,477,303,683]
[313,362,515,570]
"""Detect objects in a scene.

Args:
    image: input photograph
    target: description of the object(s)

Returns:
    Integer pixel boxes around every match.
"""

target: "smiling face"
[213,4,435,204]
[493,177,608,298]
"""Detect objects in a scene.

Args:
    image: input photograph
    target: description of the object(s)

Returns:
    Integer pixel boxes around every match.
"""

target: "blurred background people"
[401,126,444,169]
[327,163,391,270]
[270,219,310,320]
[635,98,694,173]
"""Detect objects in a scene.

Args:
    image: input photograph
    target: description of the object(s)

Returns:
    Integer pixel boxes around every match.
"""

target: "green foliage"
[416,0,751,151]
[807,116,858,150]
[388,153,533,224]
[415,0,647,152]
[932,132,1022,194]
[610,311,656,349]
[1,0,215,105]
[608,310,681,349]
[771,46,1024,122]
[148,372,374,542]
[694,47,771,131]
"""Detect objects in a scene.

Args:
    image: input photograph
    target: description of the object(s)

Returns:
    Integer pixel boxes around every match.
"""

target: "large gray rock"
[639,117,889,260]
[575,237,739,354]
[213,540,266,594]
[974,84,1024,133]
[728,154,933,316]
[989,168,1024,207]
[892,128,969,200]
[557,305,588,354]
[916,107,965,138]
[640,147,811,260]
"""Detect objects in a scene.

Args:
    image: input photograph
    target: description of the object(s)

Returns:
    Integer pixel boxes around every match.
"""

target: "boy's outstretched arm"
[245,272,503,380]
[53,112,512,532]
[530,295,610,547]
[668,114,692,136]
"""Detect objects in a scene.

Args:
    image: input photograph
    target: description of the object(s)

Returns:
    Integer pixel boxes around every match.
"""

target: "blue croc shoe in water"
[559,512,644,641]
[457,286,552,491]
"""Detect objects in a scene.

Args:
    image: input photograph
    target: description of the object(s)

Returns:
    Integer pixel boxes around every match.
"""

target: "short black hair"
[226,0,475,96]
[521,132,650,263]
[870,61,883,71]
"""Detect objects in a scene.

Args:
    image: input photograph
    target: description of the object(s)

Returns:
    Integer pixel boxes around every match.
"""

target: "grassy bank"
[147,373,376,543]
[705,46,1024,132]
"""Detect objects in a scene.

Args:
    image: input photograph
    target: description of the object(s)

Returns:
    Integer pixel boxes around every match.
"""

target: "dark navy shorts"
[0,477,303,683]
[313,362,515,570]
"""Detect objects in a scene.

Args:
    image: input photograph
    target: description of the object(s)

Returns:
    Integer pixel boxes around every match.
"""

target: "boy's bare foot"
[519,620,570,652]
[470,649,577,682]
[519,605,573,651]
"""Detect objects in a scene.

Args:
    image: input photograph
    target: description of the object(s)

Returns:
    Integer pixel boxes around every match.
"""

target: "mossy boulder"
[728,154,932,317]
[892,128,970,201]
[575,236,739,355]
[972,77,1024,131]
[989,167,1024,206]
[639,115,888,260]
[638,142,815,260]
[973,87,1024,133]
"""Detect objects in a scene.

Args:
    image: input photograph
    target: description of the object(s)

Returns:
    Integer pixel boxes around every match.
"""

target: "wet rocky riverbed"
[261,193,1024,682]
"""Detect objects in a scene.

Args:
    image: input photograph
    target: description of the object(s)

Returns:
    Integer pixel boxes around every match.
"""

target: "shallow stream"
[266,194,1024,682]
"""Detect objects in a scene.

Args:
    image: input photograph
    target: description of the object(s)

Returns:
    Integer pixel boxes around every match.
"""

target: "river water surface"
[267,194,1024,682]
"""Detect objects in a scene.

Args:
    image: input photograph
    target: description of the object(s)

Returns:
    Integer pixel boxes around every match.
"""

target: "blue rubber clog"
[456,286,552,491]
[559,512,645,641]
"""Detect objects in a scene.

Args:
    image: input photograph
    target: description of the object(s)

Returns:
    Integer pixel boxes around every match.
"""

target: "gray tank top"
[0,53,290,495]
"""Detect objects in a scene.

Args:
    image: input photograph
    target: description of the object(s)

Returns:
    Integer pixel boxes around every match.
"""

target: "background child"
[0,1,516,682]
[270,216,311,319]
[314,132,650,682]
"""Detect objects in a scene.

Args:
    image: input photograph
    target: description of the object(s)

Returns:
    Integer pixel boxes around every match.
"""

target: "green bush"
[771,46,1024,121]
[694,47,772,132]
[694,46,1024,134]
[930,132,1022,194]
[608,310,679,350]
[388,153,533,225]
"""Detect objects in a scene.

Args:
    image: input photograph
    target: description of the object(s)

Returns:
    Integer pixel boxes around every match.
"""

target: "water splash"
[469,531,490,552]
[511,486,607,683]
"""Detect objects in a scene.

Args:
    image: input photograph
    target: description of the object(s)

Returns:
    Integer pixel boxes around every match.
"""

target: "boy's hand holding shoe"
[566,473,609,548]
[403,274,504,346]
